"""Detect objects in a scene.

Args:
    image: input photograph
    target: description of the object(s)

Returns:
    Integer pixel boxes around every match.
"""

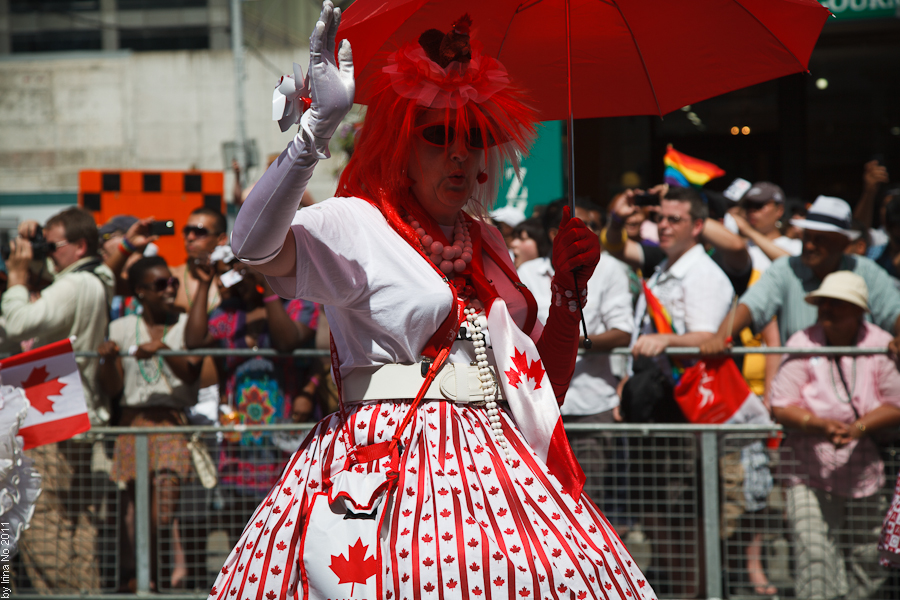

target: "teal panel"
[820,0,898,21]
[0,192,78,206]
[495,120,565,218]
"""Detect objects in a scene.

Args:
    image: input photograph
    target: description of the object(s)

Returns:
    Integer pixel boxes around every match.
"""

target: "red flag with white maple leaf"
[0,339,90,449]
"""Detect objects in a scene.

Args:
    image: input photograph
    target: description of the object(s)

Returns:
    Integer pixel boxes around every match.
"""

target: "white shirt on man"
[632,243,734,376]
[517,253,634,416]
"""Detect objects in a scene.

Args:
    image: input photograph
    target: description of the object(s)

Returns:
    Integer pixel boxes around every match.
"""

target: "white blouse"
[269,197,540,380]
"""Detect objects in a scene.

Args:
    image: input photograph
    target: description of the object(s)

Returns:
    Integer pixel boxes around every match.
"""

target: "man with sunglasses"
[631,187,735,360]
[170,207,229,432]
[172,207,228,313]
[2,206,115,592]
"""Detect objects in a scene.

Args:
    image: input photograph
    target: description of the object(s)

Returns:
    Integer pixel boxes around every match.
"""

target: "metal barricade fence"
[12,423,900,599]
[6,346,900,599]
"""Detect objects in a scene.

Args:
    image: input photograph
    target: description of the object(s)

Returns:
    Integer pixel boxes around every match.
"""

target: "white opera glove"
[302,0,355,159]
[231,0,353,265]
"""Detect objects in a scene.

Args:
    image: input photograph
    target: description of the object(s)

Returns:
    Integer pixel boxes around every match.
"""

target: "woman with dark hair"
[211,3,652,599]
[510,217,550,268]
[98,255,202,590]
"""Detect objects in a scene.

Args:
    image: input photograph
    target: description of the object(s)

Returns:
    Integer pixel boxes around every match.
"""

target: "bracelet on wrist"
[119,237,136,256]
[600,227,626,253]
[308,375,321,387]
[263,294,281,304]
[800,413,811,432]
[856,421,866,434]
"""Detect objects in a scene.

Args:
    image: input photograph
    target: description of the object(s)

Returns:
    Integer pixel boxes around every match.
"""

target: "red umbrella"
[337,0,830,122]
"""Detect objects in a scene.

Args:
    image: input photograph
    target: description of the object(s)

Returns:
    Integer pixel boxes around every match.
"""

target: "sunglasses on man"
[741,199,773,211]
[651,213,686,225]
[182,225,211,238]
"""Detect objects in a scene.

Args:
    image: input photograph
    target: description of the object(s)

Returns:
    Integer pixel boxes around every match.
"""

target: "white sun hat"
[790,195,860,240]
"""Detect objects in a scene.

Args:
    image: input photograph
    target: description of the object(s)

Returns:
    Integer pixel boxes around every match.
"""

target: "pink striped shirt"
[771,321,900,497]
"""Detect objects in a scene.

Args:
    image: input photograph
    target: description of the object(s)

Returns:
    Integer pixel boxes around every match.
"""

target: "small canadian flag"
[0,338,90,450]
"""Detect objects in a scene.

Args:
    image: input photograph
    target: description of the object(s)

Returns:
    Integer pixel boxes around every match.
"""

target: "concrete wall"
[0,46,350,223]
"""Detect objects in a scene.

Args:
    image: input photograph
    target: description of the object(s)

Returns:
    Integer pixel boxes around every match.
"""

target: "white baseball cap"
[489,205,527,228]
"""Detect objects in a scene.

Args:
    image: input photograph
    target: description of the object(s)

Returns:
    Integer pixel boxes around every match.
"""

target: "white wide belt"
[342,362,502,405]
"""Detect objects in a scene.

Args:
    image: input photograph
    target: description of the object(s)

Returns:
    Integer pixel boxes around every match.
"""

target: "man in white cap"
[703,196,900,354]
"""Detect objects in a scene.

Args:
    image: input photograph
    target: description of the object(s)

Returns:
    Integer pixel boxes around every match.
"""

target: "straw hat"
[805,271,869,312]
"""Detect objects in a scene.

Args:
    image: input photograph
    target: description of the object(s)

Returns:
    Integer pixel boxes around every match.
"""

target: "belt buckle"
[438,362,488,407]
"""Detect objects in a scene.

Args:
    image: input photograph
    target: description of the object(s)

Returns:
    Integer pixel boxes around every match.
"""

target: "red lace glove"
[551,206,601,289]
[537,206,601,404]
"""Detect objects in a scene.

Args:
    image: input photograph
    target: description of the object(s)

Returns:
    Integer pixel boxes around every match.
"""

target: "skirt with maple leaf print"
[209,400,656,600]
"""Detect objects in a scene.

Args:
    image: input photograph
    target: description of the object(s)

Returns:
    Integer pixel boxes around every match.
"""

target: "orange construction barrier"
[79,170,224,265]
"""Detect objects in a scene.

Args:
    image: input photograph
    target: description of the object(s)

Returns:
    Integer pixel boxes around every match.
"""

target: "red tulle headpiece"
[336,15,538,248]
[383,41,509,109]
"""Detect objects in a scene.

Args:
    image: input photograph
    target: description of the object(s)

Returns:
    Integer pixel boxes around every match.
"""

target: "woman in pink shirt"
[771,271,900,599]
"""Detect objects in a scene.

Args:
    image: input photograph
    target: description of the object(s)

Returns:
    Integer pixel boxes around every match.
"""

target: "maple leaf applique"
[328,538,378,596]
[22,366,67,415]
[503,348,545,390]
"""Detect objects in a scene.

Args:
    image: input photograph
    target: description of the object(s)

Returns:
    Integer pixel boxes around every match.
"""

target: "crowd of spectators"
[492,160,900,598]
[0,159,899,597]
[0,206,329,592]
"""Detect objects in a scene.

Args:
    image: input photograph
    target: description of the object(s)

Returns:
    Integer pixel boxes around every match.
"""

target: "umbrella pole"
[564,0,591,349]
[565,0,575,211]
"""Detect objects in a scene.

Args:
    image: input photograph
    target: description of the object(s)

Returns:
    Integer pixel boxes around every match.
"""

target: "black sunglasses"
[143,277,179,293]
[182,225,211,238]
[652,213,686,225]
[741,200,772,211]
[414,122,501,150]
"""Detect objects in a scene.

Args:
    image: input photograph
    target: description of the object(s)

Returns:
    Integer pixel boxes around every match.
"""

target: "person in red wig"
[214,3,654,599]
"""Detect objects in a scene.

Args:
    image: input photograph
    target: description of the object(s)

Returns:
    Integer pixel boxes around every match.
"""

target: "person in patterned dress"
[209,2,656,599]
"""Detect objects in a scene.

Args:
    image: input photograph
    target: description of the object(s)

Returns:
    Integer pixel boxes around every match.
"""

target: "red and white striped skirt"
[209,400,656,600]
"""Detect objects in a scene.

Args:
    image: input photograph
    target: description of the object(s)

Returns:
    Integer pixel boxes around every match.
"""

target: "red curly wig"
[336,17,538,247]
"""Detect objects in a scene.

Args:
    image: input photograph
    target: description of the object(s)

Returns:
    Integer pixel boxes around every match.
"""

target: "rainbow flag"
[641,280,673,336]
[663,145,725,188]
[642,280,685,381]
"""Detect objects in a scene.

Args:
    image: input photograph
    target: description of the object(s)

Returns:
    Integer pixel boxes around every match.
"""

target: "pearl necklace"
[406,213,473,275]
[465,307,511,462]
[403,211,509,460]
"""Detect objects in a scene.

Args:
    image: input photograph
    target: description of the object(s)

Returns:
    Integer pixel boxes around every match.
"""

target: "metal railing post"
[135,434,152,595]
[700,431,722,600]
